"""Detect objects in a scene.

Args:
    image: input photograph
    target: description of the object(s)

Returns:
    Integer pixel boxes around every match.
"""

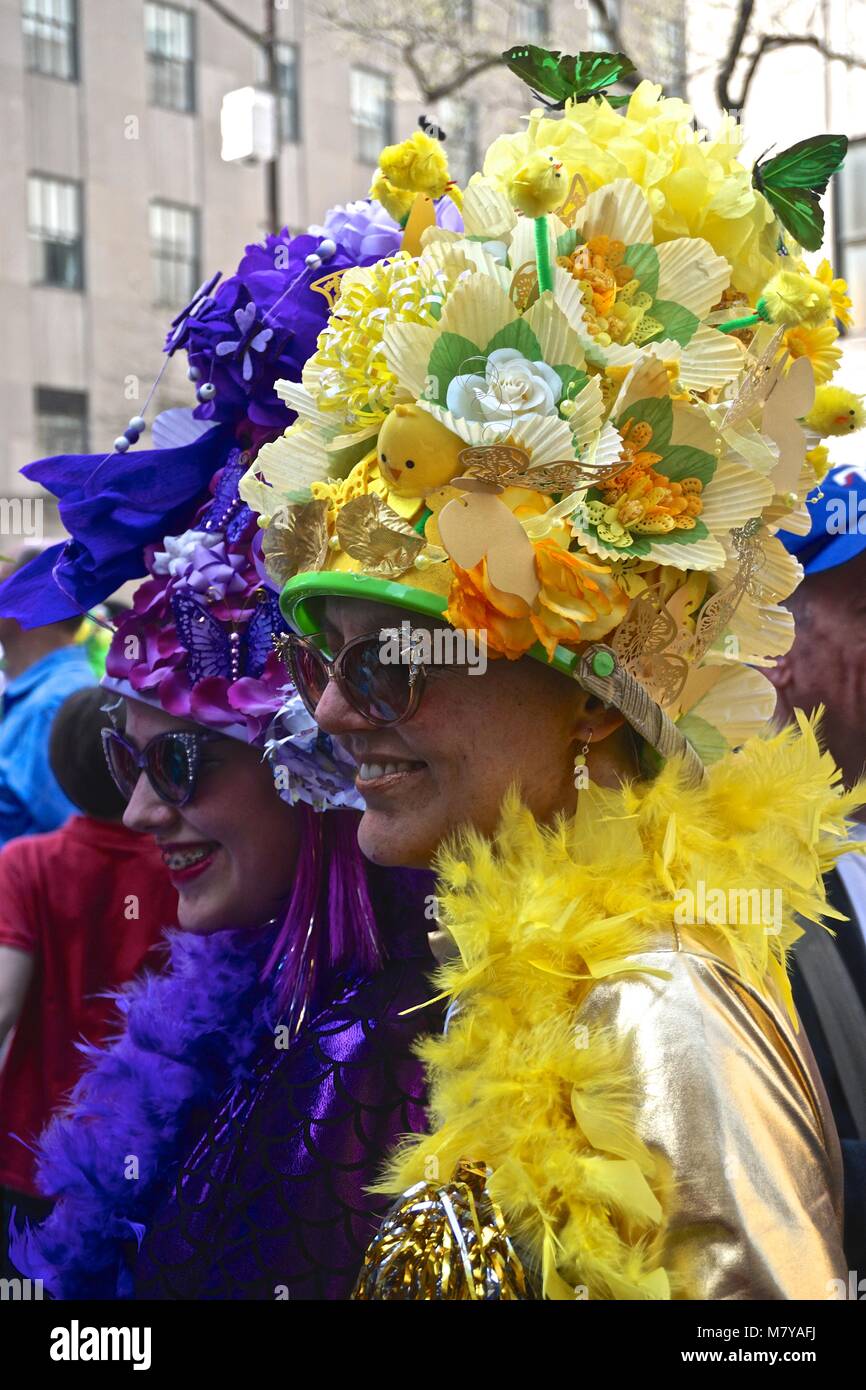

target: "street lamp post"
[200,0,282,234]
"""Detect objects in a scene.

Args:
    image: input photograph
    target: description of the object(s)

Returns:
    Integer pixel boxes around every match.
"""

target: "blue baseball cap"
[777,465,866,575]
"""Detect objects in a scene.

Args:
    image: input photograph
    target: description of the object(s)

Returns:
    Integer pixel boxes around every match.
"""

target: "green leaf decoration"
[617,395,673,449]
[484,319,543,360]
[656,444,716,487]
[424,332,481,405]
[554,365,589,403]
[645,300,700,347]
[675,713,729,765]
[622,243,659,299]
[556,228,582,258]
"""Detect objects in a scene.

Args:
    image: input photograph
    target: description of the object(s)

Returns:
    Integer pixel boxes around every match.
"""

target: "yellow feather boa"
[374,713,865,1300]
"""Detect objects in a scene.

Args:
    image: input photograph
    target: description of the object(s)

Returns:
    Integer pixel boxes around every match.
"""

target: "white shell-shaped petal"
[699,457,774,531]
[416,401,498,447]
[509,410,577,467]
[382,321,440,398]
[462,176,518,239]
[275,380,335,431]
[565,376,605,448]
[681,664,776,745]
[655,238,731,316]
[553,263,590,338]
[523,293,583,368]
[250,420,333,497]
[575,178,653,245]
[678,327,745,391]
[436,272,517,347]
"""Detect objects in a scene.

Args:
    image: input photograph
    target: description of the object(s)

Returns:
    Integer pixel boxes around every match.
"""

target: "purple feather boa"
[10,923,279,1300]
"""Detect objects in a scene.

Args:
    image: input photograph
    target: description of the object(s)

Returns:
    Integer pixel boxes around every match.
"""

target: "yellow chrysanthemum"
[814,258,854,328]
[484,84,778,299]
[783,319,842,385]
[306,254,449,432]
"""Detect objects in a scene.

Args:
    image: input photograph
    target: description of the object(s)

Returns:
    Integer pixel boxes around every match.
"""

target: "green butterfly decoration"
[502,45,635,110]
[752,134,848,252]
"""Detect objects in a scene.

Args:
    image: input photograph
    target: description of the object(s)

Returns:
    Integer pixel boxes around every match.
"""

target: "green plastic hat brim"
[279,569,581,677]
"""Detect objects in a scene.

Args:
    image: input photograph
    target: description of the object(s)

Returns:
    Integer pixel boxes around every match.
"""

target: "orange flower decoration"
[446,540,629,661]
[531,540,630,658]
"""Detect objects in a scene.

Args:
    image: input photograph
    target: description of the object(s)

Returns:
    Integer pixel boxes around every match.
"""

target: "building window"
[22,0,78,80]
[35,387,88,455]
[150,201,199,306]
[259,41,300,142]
[350,68,392,165]
[837,140,866,334]
[516,0,548,43]
[145,2,195,113]
[439,97,478,188]
[28,174,83,289]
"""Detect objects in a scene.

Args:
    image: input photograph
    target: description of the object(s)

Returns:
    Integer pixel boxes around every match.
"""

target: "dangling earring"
[573,730,592,789]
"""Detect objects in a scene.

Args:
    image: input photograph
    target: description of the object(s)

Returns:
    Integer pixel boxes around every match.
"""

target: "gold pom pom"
[352,1160,530,1300]
[804,384,866,436]
[760,270,833,329]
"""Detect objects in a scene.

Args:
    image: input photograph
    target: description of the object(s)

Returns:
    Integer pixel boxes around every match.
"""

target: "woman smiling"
[245,77,863,1299]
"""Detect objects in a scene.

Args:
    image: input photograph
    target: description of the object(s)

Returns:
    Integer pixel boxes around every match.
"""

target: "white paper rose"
[445,347,563,428]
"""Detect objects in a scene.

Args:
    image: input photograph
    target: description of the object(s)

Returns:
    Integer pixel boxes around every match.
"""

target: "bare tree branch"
[736,32,866,110]
[715,0,755,112]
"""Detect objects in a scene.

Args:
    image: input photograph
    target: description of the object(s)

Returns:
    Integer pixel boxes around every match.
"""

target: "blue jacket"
[0,647,95,845]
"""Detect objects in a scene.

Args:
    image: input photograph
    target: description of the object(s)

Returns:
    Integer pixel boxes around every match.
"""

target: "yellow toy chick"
[804,384,866,436]
[378,131,451,200]
[377,405,466,503]
[505,152,564,218]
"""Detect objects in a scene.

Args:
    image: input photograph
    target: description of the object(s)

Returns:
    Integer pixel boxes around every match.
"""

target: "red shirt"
[0,816,178,1194]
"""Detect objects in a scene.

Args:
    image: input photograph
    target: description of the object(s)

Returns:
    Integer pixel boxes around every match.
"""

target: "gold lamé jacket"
[572,921,846,1299]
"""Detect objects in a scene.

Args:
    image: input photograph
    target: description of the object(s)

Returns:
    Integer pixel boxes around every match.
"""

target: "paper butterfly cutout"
[171,588,288,685]
[612,591,689,708]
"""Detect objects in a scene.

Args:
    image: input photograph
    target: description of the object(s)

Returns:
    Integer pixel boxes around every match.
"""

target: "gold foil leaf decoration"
[262,499,330,587]
[336,494,424,577]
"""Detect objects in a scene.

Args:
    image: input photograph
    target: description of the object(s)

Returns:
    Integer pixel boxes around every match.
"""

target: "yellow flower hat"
[240,59,857,779]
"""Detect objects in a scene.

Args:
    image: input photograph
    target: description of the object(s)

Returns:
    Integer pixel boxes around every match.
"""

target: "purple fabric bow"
[0,425,232,629]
